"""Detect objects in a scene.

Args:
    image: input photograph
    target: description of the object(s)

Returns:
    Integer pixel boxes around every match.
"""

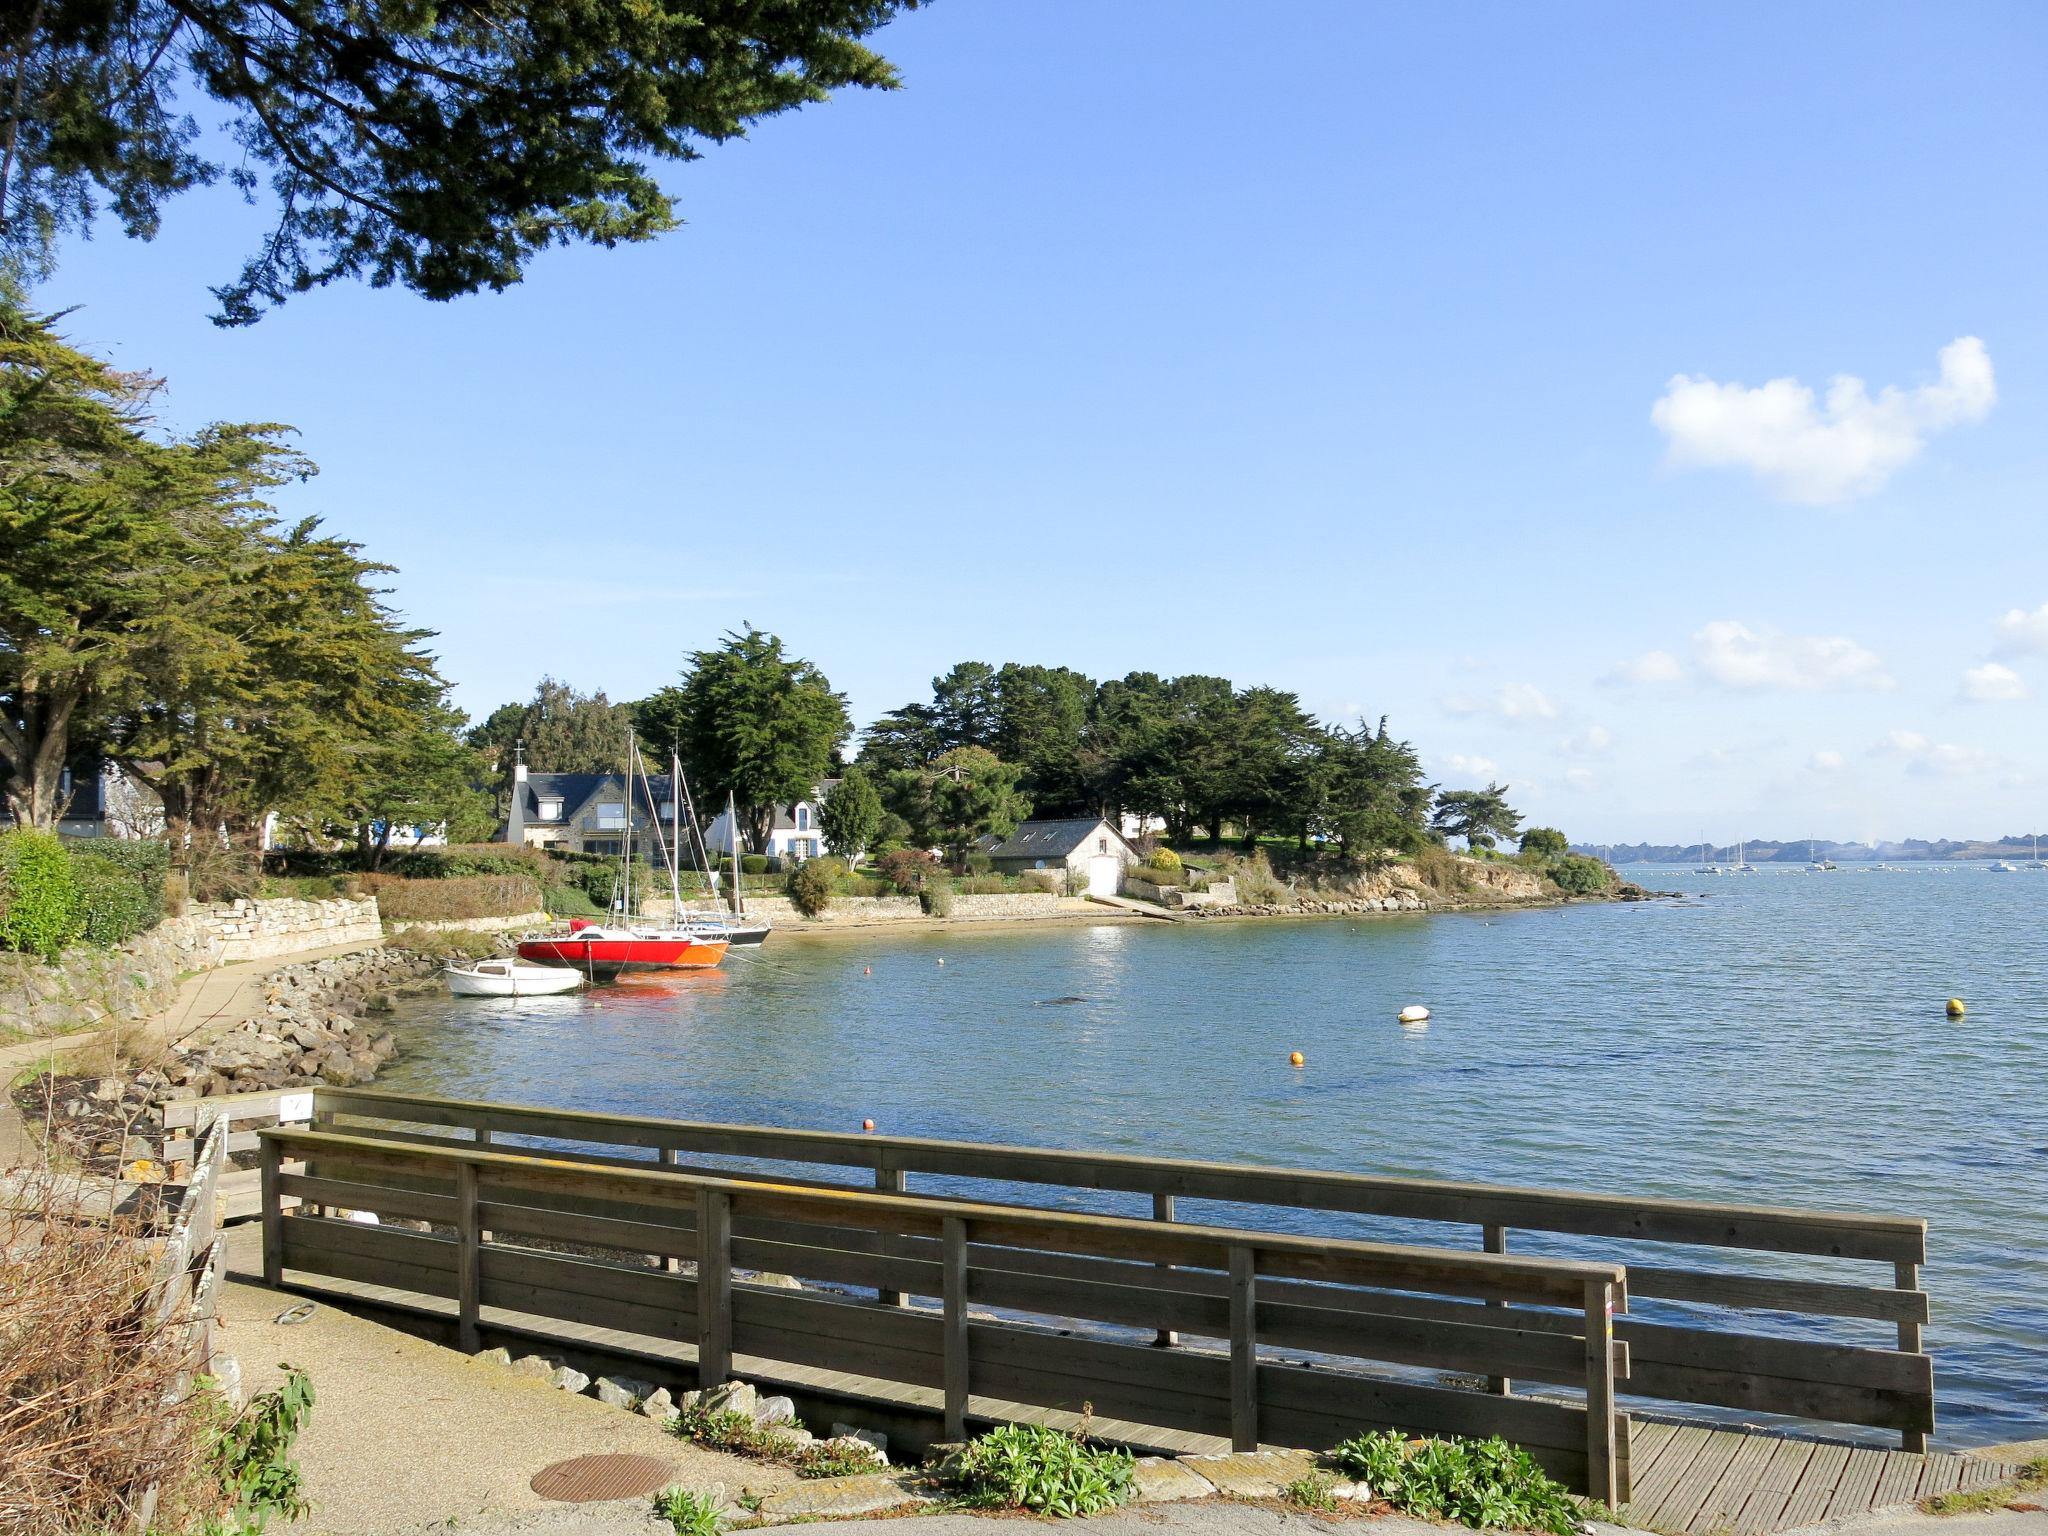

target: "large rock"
[1175,1449,1319,1498]
[595,1375,654,1410]
[753,1473,930,1521]
[1133,1456,1221,1503]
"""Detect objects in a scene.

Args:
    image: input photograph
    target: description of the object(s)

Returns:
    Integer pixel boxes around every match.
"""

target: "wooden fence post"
[1229,1245,1258,1452]
[1152,1193,1178,1348]
[697,1189,733,1387]
[1896,1261,1926,1452]
[875,1166,906,1306]
[658,1148,680,1272]
[1484,1224,1511,1394]
[1583,1277,1618,1509]
[943,1216,969,1441]
[259,1134,282,1287]
[456,1160,480,1353]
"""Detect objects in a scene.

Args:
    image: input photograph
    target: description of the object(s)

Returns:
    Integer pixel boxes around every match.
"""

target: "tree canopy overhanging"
[0,0,917,323]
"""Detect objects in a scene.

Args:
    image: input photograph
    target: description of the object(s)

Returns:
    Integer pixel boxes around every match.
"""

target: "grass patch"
[1283,1470,1344,1512]
[1330,1431,1583,1535]
[945,1422,1136,1517]
[1923,1455,2048,1515]
[666,1405,883,1481]
[654,1485,724,1535]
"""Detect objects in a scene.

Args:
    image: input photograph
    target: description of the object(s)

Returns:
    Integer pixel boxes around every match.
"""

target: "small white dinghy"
[444,959,584,998]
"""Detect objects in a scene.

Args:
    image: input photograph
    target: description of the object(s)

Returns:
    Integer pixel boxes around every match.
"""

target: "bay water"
[379,865,2047,1444]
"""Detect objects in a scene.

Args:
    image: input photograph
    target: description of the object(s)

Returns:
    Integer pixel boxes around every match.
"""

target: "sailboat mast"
[622,730,635,917]
[670,754,683,914]
[730,791,743,915]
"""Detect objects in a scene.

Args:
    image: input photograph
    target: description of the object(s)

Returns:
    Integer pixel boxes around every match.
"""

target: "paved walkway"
[218,1226,793,1536]
[0,937,382,1167]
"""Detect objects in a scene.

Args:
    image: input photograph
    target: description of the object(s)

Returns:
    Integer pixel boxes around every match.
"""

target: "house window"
[795,805,809,831]
[659,802,675,822]
[1098,838,1108,854]
[585,838,622,856]
[538,797,563,821]
[596,801,626,830]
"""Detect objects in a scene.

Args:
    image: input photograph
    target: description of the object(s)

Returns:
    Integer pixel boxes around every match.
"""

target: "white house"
[977,817,1136,897]
[703,781,837,862]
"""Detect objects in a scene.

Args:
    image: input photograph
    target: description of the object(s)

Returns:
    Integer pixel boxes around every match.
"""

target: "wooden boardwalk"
[272,1264,2018,1536]
[1616,1417,2016,1534]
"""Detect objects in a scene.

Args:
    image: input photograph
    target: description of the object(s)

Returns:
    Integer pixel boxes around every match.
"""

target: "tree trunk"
[0,683,81,830]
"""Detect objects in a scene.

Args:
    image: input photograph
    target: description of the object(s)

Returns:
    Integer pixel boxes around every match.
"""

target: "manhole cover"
[530,1453,678,1502]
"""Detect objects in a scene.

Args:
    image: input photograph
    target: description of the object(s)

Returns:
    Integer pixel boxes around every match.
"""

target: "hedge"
[70,850,163,946]
[356,873,543,921]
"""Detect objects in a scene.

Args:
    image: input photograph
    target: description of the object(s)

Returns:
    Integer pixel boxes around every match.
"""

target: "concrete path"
[0,937,382,1166]
[217,1227,793,1536]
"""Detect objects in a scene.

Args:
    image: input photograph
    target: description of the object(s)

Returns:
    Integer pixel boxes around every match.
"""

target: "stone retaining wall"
[0,895,381,1041]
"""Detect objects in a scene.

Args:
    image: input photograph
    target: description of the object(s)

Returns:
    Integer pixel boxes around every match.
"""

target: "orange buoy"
[1289,1051,1305,1067]
[863,965,871,975]
[862,1118,876,1132]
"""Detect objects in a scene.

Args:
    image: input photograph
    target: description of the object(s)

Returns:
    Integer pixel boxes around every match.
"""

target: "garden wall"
[381,910,548,936]
[0,896,381,1041]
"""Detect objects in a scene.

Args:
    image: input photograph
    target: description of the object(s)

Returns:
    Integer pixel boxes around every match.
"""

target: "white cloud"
[1869,729,1996,778]
[1561,724,1614,755]
[1960,662,2028,704]
[1564,766,1597,790]
[1439,683,1559,724]
[1808,750,1847,774]
[1440,753,1499,780]
[1992,602,2048,657]
[1601,649,1685,687]
[1651,336,1995,504]
[1693,620,1892,692]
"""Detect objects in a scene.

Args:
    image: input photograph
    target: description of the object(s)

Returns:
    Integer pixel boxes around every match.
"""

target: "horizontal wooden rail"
[259,1126,1630,1502]
[308,1087,1934,1449]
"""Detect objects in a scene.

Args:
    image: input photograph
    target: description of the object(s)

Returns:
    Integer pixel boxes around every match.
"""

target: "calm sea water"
[379,865,2048,1445]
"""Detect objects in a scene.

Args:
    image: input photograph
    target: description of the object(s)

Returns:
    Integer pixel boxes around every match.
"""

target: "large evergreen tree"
[1431,782,1523,851]
[667,627,849,853]
[0,1,918,321]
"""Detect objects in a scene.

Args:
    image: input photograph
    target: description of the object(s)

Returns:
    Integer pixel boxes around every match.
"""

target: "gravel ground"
[218,1229,794,1536]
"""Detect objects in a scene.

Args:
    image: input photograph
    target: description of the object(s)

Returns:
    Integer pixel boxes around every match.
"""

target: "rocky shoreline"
[14,945,449,1178]
[1183,880,1661,919]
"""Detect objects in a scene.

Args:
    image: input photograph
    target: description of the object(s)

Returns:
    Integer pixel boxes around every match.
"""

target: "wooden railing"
[257,1124,1632,1502]
[305,1088,1936,1451]
[136,1119,230,1531]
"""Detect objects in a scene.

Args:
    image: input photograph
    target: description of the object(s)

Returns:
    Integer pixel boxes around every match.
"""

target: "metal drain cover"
[530,1452,678,1502]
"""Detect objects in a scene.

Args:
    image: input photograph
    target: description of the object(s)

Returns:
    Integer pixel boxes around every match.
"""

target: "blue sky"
[42,2,2048,844]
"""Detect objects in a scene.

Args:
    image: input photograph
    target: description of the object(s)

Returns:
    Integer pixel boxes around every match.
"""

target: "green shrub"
[385,843,552,881]
[739,854,772,875]
[653,1485,722,1536]
[1330,1432,1582,1534]
[947,1424,1136,1517]
[1020,868,1060,894]
[1518,827,1569,859]
[1549,854,1613,896]
[1150,846,1183,875]
[255,874,351,901]
[920,878,953,917]
[544,884,603,916]
[206,1364,315,1535]
[69,851,162,945]
[963,850,993,876]
[791,1439,885,1478]
[0,828,81,958]
[786,857,841,917]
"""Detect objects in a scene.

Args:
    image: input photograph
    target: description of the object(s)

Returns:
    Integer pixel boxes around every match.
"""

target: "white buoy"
[1398,1005,1431,1026]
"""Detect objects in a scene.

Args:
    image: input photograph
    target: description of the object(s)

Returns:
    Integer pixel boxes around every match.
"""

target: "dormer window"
[538,797,564,821]
[795,805,810,831]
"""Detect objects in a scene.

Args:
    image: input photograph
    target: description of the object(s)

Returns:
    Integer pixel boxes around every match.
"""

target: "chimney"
[505,741,528,844]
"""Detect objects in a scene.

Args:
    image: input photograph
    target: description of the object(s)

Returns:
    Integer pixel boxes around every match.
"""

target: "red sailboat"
[516,731,729,978]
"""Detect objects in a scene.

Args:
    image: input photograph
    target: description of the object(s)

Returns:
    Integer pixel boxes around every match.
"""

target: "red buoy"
[862,1118,876,1132]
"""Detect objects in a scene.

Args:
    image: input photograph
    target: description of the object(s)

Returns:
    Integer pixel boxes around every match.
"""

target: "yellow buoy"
[1946,998,1965,1018]
[1289,1051,1305,1067]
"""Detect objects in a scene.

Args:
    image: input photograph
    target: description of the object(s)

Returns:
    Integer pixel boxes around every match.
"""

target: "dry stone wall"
[0,896,381,1041]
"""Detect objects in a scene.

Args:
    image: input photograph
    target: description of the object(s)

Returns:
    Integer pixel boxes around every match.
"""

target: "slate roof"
[516,772,834,828]
[977,817,1128,861]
